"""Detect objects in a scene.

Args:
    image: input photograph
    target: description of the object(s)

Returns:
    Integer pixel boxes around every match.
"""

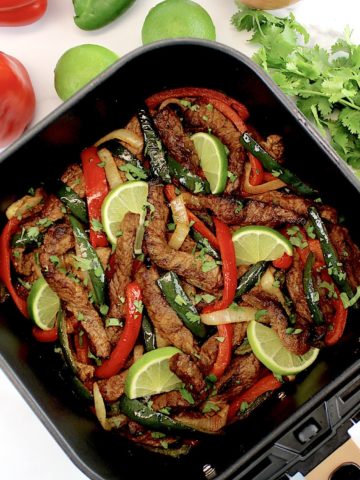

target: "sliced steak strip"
[169,353,206,396]
[286,250,312,322]
[61,163,86,198]
[98,371,127,402]
[154,106,199,171]
[239,201,303,228]
[135,264,199,356]
[40,224,111,358]
[184,101,247,194]
[243,292,310,355]
[145,184,222,293]
[182,192,244,225]
[108,212,138,318]
[330,225,360,290]
[216,354,260,399]
[152,390,193,412]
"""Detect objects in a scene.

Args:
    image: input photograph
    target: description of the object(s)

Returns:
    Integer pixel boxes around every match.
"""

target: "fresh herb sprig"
[231,6,360,174]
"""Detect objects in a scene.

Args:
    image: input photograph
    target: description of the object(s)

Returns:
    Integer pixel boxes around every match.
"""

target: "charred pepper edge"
[235,261,268,300]
[57,180,89,224]
[240,132,317,196]
[303,252,325,325]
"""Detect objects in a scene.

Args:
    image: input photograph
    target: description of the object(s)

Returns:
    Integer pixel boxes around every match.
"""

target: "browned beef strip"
[169,353,206,396]
[145,184,222,293]
[244,191,337,224]
[215,354,260,399]
[135,264,199,356]
[12,248,41,279]
[199,335,218,375]
[95,247,111,270]
[286,250,312,322]
[242,292,310,355]
[182,192,244,225]
[21,194,65,230]
[98,371,127,402]
[184,101,247,194]
[330,225,360,290]
[108,212,138,318]
[152,390,193,412]
[261,135,285,163]
[154,107,199,171]
[40,224,110,358]
[239,201,303,228]
[76,362,95,382]
[61,163,86,198]
[174,401,229,433]
[232,322,248,347]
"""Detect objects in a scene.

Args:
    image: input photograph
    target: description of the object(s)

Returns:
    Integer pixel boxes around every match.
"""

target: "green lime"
[232,226,293,266]
[54,44,119,101]
[191,132,228,194]
[125,346,183,399]
[27,277,60,330]
[142,0,216,45]
[247,321,319,375]
[101,180,149,245]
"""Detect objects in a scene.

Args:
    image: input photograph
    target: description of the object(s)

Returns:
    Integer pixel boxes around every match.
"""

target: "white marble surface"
[1,0,360,479]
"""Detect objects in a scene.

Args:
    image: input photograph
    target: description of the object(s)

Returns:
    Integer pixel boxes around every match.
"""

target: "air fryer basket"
[1,40,360,480]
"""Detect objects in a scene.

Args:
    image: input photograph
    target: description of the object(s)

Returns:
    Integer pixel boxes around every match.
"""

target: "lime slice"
[124,346,183,399]
[101,181,148,245]
[247,321,319,376]
[191,132,228,194]
[232,225,293,266]
[27,277,60,330]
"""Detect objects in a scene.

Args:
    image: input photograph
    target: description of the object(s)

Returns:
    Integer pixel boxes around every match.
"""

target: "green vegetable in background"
[73,0,136,30]
[54,44,119,101]
[231,6,360,176]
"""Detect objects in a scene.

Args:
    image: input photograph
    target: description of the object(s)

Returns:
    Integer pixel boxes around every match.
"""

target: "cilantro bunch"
[232,6,360,174]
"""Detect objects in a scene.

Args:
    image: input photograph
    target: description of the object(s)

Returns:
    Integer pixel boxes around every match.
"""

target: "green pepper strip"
[97,139,149,174]
[58,308,79,375]
[192,230,220,260]
[69,215,105,306]
[73,0,136,30]
[167,156,210,194]
[303,252,325,325]
[157,271,207,338]
[308,206,353,299]
[119,396,194,433]
[235,261,268,300]
[138,108,171,183]
[240,132,317,196]
[57,181,88,224]
[141,313,157,352]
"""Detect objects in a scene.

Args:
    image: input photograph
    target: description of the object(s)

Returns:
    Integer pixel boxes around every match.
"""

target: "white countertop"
[1,0,360,478]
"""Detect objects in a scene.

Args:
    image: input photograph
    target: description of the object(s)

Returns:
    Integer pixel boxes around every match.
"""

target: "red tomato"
[0,52,36,147]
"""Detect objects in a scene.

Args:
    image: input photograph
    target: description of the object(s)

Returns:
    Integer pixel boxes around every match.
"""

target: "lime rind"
[27,277,60,330]
[232,226,293,266]
[191,132,228,194]
[247,321,319,376]
[125,346,183,399]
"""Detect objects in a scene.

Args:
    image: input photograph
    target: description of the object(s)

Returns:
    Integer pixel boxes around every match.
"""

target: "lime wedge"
[27,277,60,330]
[247,321,319,376]
[191,132,228,194]
[124,346,183,399]
[232,225,293,266]
[101,181,148,245]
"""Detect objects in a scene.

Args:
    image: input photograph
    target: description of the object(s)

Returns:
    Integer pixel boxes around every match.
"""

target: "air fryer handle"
[228,372,360,480]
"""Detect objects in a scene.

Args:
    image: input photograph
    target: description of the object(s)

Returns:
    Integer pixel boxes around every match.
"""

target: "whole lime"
[142,0,216,45]
[54,44,119,101]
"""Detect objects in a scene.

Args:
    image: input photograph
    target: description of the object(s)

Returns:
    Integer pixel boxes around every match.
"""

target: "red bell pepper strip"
[200,97,247,133]
[163,184,219,250]
[202,219,238,378]
[272,252,293,270]
[249,153,264,186]
[0,0,47,26]
[0,52,35,147]
[227,374,282,422]
[81,147,109,248]
[0,218,28,318]
[95,282,143,379]
[145,87,249,121]
[32,326,58,343]
[74,331,89,364]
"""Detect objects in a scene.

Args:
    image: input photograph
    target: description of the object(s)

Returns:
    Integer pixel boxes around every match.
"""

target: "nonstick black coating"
[1,40,360,480]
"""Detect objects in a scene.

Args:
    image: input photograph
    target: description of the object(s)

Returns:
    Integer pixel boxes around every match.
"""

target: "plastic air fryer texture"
[0,40,360,480]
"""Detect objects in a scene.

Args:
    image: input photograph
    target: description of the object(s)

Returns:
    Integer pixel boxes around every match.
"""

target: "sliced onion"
[243,162,286,194]
[168,195,190,250]
[93,382,111,431]
[97,148,123,190]
[6,189,43,220]
[200,306,257,325]
[260,266,290,315]
[159,98,189,110]
[94,128,143,150]
[134,211,145,255]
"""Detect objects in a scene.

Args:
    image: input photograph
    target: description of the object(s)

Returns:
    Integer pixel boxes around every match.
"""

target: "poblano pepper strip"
[235,261,268,300]
[240,132,317,196]
[57,181,88,224]
[308,206,354,299]
[303,252,325,325]
[141,313,157,352]
[69,215,105,306]
[138,108,171,183]
[167,156,211,194]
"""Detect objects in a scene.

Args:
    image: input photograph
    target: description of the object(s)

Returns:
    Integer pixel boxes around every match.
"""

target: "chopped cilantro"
[88,350,102,366]
[215,336,225,343]
[49,255,60,266]
[167,223,176,231]
[179,387,195,404]
[185,311,201,323]
[134,299,143,313]
[255,309,268,321]
[202,402,221,414]
[91,219,104,232]
[159,407,171,415]
[340,286,360,308]
[240,401,249,413]
[105,318,122,327]
[174,295,187,306]
[227,171,237,183]
[77,312,84,321]
[160,440,169,450]
[99,304,109,316]
[120,164,147,181]
[194,182,203,194]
